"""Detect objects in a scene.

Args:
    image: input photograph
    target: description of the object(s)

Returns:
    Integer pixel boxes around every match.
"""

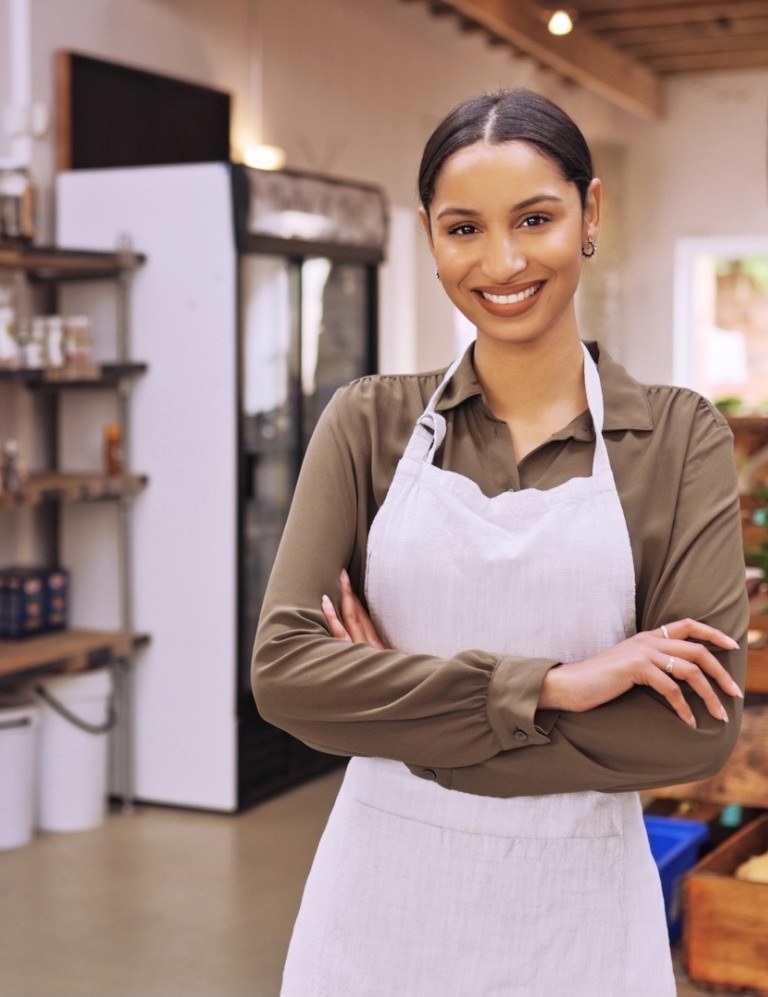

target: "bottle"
[63,315,93,367]
[45,316,65,367]
[1,439,23,494]
[0,283,19,369]
[104,424,123,477]
[0,161,37,245]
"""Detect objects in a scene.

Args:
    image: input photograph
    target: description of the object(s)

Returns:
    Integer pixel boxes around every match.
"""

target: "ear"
[583,177,602,243]
[419,206,435,253]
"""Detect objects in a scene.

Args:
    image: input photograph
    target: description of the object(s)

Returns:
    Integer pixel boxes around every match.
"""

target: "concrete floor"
[0,767,759,997]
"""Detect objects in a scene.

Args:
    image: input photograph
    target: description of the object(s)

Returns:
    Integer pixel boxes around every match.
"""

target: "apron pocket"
[283,795,628,997]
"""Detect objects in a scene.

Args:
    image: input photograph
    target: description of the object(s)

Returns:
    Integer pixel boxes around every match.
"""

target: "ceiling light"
[548,10,573,36]
[243,143,286,171]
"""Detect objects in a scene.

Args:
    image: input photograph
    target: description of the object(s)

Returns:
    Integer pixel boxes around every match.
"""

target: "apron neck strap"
[412,342,605,464]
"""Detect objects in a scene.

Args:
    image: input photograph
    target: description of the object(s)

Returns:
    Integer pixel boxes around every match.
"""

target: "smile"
[479,282,542,304]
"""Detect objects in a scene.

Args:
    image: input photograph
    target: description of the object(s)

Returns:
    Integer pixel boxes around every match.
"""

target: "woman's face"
[421,139,601,349]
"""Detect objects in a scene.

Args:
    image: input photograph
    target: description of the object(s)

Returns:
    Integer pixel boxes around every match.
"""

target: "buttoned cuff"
[487,655,561,749]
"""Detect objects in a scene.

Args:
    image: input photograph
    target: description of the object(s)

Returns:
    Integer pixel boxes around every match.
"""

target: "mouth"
[477,282,543,305]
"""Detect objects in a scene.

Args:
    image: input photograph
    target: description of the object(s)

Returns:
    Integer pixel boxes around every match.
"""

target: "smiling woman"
[252,88,748,997]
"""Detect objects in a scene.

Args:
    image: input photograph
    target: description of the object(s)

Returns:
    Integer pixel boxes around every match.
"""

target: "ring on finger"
[660,624,670,640]
[665,656,675,675]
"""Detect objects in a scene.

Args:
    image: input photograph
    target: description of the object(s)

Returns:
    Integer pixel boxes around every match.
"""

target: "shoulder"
[327,367,448,434]
[643,382,731,438]
[595,343,730,441]
[311,366,450,470]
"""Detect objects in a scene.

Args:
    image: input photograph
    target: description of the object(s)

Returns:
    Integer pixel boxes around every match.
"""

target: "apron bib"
[281,344,675,997]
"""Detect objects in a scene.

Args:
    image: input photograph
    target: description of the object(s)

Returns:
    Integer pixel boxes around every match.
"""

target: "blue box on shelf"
[643,814,709,942]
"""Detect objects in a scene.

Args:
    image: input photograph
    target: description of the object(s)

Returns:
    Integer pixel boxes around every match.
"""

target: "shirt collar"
[435,340,654,435]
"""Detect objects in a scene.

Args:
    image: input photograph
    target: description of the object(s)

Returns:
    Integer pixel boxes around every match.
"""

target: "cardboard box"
[0,566,69,638]
[684,813,768,995]
[0,568,45,638]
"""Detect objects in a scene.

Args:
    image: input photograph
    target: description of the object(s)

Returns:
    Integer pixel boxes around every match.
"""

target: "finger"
[339,570,388,649]
[338,570,370,643]
[663,639,743,700]
[656,618,739,651]
[643,666,698,727]
[658,654,730,723]
[321,594,352,642]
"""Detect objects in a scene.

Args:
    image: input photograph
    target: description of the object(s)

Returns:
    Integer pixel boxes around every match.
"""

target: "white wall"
[618,71,768,384]
[2,0,629,372]
[2,0,768,378]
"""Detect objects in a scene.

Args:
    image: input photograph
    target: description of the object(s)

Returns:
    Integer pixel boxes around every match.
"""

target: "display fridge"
[56,162,388,810]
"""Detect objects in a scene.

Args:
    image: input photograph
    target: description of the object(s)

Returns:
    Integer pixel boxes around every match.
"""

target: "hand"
[539,618,743,727]
[321,569,389,650]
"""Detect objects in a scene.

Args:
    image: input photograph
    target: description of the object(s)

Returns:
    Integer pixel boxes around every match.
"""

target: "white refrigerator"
[56,162,386,810]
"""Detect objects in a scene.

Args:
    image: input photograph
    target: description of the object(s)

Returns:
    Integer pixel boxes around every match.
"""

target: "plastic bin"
[31,668,115,833]
[0,696,40,849]
[644,814,709,942]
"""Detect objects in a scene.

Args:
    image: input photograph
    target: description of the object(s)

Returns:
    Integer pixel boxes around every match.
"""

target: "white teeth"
[481,283,541,304]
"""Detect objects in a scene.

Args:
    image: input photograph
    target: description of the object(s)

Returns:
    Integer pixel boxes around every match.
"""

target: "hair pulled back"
[418,88,594,217]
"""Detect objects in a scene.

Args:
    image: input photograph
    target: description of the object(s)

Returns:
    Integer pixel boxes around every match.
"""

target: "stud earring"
[582,238,597,259]
[435,268,441,280]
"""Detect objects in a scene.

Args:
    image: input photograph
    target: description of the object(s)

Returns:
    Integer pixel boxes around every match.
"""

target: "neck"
[472,333,588,460]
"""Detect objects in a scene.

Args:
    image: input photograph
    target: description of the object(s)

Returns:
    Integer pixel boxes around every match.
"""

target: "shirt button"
[514,730,528,742]
[423,768,438,780]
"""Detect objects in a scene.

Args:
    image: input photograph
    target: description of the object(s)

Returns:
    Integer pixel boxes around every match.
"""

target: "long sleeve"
[433,391,749,796]
[252,353,748,797]
[252,386,554,769]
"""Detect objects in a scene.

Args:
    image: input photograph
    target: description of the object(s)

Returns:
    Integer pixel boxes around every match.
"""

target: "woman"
[252,88,747,997]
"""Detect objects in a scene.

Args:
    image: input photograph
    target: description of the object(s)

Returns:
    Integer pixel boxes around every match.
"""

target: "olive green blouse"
[252,341,748,798]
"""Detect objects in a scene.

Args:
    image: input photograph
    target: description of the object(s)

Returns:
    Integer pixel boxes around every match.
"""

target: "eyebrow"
[435,194,564,221]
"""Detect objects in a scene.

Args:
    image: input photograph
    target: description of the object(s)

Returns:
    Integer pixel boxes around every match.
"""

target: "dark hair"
[418,88,594,216]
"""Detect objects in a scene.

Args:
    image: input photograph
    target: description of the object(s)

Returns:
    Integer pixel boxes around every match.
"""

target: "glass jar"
[0,161,37,245]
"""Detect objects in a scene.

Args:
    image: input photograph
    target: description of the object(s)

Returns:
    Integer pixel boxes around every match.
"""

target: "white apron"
[281,344,675,997]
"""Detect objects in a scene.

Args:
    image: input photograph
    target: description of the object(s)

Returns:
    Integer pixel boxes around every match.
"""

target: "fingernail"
[720,705,729,723]
[731,680,744,699]
[686,715,697,729]
[726,637,740,649]
[340,568,349,585]
[321,594,332,610]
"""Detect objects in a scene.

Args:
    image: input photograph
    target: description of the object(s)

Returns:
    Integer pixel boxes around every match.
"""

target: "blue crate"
[644,814,709,942]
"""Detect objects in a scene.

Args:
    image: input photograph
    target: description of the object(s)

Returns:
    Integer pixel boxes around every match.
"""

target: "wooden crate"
[684,813,768,995]
[747,641,768,693]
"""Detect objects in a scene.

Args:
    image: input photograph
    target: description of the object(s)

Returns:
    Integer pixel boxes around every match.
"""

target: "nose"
[480,233,526,283]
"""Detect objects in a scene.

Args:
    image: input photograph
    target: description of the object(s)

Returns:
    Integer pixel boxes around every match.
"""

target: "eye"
[521,214,549,228]
[448,223,479,236]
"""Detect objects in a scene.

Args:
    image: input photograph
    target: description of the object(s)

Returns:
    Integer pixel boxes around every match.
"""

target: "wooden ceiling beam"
[600,20,768,47]
[647,49,768,72]
[582,1,768,32]
[428,0,665,121]
[625,32,768,59]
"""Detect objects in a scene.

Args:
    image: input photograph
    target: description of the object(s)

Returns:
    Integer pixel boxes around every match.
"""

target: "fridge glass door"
[239,254,373,698]
[301,258,370,441]
[240,254,301,690]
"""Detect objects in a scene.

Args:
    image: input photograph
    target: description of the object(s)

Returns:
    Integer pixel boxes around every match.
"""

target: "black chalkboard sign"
[56,51,231,170]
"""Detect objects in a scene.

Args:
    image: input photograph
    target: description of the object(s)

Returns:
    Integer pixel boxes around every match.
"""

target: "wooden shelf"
[0,627,150,681]
[0,362,147,387]
[0,472,148,508]
[0,244,145,281]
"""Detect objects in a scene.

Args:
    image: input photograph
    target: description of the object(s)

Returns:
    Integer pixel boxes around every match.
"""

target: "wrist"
[539,663,566,710]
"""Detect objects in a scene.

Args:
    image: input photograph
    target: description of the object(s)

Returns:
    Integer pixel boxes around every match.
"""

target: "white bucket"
[0,696,40,850]
[32,668,115,833]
